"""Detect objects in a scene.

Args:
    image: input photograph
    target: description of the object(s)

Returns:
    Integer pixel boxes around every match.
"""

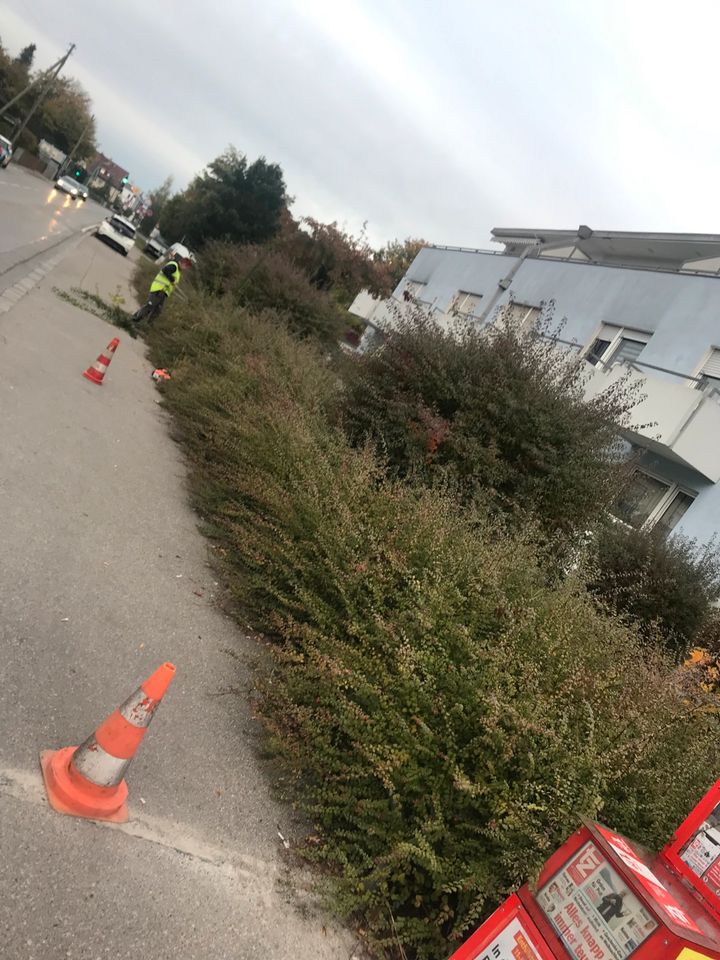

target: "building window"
[401,280,426,302]
[448,290,482,316]
[612,470,695,534]
[585,324,650,367]
[695,347,720,393]
[655,491,694,536]
[613,472,670,528]
[587,337,614,365]
[609,335,648,364]
[499,301,542,332]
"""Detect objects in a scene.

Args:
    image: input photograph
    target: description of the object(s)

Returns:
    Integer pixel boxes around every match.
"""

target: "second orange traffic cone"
[83,337,119,385]
[40,662,176,823]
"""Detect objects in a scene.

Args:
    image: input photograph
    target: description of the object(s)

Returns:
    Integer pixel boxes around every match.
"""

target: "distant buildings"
[88,152,129,199]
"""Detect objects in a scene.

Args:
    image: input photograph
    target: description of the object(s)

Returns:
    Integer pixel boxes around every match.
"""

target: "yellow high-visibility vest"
[150,261,180,296]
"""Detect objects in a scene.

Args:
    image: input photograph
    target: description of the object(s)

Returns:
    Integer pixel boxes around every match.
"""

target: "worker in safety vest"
[132,258,183,325]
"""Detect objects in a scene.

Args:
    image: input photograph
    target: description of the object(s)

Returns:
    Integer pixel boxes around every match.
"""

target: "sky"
[2,0,719,248]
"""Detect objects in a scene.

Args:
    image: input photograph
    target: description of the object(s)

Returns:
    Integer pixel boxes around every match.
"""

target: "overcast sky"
[2,0,719,247]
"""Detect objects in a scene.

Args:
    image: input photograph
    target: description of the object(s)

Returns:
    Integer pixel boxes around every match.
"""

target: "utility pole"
[56,113,94,179]
[0,54,67,120]
[10,44,75,150]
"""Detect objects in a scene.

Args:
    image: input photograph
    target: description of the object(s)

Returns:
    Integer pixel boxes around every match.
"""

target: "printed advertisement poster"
[595,826,701,932]
[680,801,720,896]
[537,842,657,960]
[469,916,544,960]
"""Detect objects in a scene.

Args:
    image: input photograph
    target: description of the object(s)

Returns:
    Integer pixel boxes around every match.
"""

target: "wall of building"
[677,480,720,543]
[405,247,720,380]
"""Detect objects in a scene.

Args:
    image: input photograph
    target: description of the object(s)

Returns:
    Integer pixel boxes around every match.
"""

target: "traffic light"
[72,165,85,179]
[121,175,129,185]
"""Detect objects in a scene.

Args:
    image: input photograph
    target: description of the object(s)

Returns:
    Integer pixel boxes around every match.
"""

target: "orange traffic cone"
[40,662,176,823]
[83,337,119,385]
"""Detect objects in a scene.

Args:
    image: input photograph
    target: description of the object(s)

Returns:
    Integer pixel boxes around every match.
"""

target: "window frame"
[448,289,483,317]
[583,324,651,368]
[498,300,542,332]
[402,279,427,299]
[690,345,720,393]
[611,467,696,534]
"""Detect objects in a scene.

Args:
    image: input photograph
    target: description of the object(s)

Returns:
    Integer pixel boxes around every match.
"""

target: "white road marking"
[0,761,296,889]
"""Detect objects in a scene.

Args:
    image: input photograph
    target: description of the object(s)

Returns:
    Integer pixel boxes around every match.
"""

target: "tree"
[139,175,173,234]
[340,304,641,539]
[375,236,427,290]
[15,44,36,69]
[36,77,96,158]
[0,41,30,113]
[276,216,392,307]
[159,146,287,249]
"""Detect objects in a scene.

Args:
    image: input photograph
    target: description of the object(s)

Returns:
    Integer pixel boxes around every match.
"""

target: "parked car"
[0,135,12,168]
[144,234,168,260]
[55,175,83,198]
[95,215,136,256]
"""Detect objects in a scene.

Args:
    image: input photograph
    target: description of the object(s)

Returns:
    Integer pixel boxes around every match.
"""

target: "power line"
[10,44,76,150]
[0,45,74,121]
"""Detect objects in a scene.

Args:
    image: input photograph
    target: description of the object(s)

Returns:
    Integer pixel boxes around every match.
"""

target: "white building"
[349,226,720,546]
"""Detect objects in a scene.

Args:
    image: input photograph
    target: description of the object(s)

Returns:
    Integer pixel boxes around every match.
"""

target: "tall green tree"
[375,236,427,289]
[0,41,29,111]
[36,76,96,158]
[160,146,287,248]
[276,216,392,307]
[15,43,36,68]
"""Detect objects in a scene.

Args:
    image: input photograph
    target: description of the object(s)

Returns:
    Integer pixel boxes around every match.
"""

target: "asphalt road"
[0,184,359,959]
[0,163,105,278]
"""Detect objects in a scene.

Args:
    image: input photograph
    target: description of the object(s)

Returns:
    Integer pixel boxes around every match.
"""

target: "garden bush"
[145,298,720,959]
[340,306,641,539]
[196,240,347,343]
[587,521,720,660]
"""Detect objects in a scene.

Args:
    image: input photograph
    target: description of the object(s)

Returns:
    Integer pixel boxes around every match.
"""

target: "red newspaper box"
[448,786,720,960]
[449,893,556,960]
[662,780,720,923]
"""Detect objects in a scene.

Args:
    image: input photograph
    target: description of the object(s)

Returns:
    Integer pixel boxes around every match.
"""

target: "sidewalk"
[0,237,358,959]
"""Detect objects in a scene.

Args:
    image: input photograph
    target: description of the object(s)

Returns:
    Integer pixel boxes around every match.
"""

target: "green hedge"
[339,309,641,539]
[196,240,347,343]
[588,522,720,660]
[146,300,720,959]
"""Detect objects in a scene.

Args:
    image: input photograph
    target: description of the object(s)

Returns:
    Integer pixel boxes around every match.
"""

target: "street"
[0,164,103,279]
[0,167,357,959]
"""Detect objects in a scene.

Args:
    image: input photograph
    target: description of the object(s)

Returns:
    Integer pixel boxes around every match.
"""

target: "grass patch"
[54,286,136,334]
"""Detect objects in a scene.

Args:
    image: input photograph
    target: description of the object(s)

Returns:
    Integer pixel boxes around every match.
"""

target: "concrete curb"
[0,223,101,316]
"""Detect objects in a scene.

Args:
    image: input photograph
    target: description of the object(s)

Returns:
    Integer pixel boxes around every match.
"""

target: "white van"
[166,242,196,265]
[96,215,136,256]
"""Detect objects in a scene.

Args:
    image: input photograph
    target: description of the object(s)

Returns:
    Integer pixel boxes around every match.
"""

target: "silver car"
[55,175,83,198]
